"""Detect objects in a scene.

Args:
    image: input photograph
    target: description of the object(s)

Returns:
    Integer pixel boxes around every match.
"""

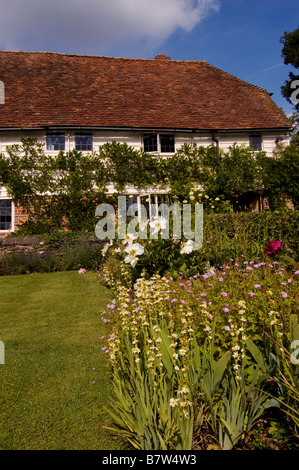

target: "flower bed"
[99,256,299,450]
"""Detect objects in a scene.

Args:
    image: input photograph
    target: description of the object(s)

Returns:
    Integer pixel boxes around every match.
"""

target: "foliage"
[99,209,299,285]
[0,232,105,275]
[1,139,299,233]
[280,25,299,114]
[99,257,299,450]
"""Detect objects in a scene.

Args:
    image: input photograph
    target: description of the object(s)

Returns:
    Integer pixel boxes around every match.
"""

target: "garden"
[0,139,298,450]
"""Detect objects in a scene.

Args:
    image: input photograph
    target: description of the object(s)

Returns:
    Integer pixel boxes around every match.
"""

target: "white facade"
[0,127,290,234]
[0,128,290,155]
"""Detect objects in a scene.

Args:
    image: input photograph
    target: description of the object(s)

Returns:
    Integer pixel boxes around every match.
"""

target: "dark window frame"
[75,132,93,151]
[160,134,175,153]
[143,133,175,153]
[143,134,158,152]
[46,130,65,151]
[0,199,12,231]
[249,133,262,152]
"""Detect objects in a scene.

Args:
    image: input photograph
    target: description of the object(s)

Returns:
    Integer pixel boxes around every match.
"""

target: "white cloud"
[0,0,220,55]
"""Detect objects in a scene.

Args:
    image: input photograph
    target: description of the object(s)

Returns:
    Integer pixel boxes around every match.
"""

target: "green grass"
[0,270,120,450]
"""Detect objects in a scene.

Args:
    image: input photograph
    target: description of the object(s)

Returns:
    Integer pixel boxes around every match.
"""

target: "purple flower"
[248,292,255,297]
[223,307,230,313]
[200,293,207,297]
[254,284,261,288]
[224,326,230,331]
[221,292,228,297]
[281,292,288,298]
[202,273,211,281]
[180,299,186,304]
[171,298,178,303]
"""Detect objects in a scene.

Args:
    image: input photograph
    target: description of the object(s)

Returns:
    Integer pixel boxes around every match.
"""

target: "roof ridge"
[0,49,208,63]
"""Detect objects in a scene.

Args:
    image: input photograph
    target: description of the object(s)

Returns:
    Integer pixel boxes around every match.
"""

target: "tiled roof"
[0,51,290,131]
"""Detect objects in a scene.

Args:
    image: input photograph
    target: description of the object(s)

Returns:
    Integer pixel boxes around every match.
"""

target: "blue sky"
[0,0,298,114]
[160,0,299,114]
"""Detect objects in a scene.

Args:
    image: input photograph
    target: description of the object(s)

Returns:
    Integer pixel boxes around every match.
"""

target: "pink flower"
[78,268,86,274]
[223,307,230,313]
[248,292,255,297]
[221,292,228,297]
[281,291,288,298]
[254,284,261,288]
[264,240,282,256]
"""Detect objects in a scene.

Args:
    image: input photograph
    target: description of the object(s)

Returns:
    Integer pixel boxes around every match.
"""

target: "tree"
[280,26,299,115]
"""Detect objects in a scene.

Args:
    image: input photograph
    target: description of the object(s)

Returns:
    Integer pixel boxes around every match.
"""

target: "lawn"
[0,270,120,450]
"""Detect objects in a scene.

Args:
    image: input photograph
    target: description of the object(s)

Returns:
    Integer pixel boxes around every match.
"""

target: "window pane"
[75,132,93,151]
[249,134,261,151]
[143,134,157,152]
[160,134,175,153]
[46,131,65,151]
[0,200,12,230]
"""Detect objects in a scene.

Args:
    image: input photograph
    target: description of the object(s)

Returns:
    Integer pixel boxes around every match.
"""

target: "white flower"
[124,243,144,267]
[180,239,194,254]
[149,216,167,235]
[170,398,179,407]
[122,232,138,245]
[139,219,149,232]
[101,242,110,255]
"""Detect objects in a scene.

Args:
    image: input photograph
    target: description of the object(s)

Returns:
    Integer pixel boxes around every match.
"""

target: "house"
[0,50,291,235]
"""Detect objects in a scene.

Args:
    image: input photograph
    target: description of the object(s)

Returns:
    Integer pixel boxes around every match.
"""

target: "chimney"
[155,54,171,61]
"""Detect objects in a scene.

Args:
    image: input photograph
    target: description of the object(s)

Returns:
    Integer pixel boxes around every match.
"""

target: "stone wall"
[0,236,44,259]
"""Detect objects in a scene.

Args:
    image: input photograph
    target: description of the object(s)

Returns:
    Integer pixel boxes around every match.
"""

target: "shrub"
[99,210,299,284]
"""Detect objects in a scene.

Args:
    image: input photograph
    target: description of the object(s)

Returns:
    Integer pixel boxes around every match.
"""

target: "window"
[143,134,157,152]
[143,133,175,153]
[75,132,93,151]
[0,200,12,231]
[249,134,262,151]
[160,134,175,153]
[46,130,65,151]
